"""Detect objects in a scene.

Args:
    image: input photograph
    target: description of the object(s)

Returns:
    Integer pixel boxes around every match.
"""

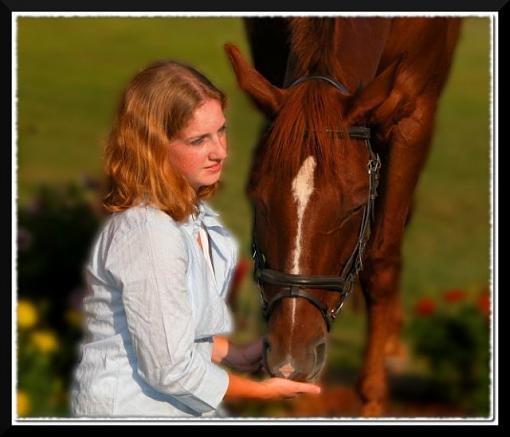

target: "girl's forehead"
[181,100,225,134]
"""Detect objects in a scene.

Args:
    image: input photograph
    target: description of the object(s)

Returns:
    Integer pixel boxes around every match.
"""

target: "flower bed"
[406,286,491,416]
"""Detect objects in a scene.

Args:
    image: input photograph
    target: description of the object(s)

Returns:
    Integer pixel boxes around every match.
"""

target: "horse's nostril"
[315,341,327,365]
[306,341,327,381]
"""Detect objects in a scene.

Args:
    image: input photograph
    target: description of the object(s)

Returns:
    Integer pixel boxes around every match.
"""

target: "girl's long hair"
[103,60,227,221]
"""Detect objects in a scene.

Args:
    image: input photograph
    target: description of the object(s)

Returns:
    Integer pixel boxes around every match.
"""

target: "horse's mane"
[260,81,351,182]
[257,18,351,182]
[256,16,450,182]
[289,18,344,77]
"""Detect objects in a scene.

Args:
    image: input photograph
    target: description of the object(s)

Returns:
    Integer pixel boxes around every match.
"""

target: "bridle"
[251,75,382,332]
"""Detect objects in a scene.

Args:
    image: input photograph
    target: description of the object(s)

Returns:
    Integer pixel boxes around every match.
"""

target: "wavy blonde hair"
[103,60,227,221]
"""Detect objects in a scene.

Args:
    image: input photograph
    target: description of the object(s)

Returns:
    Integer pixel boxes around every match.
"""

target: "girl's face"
[168,99,228,191]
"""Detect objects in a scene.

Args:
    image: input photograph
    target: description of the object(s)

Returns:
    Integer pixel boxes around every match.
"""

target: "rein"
[251,75,381,331]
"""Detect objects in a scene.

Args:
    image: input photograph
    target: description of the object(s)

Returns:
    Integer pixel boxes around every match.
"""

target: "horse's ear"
[224,43,285,117]
[347,54,404,121]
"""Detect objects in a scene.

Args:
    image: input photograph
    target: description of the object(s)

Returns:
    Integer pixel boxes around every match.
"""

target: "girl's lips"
[205,162,222,172]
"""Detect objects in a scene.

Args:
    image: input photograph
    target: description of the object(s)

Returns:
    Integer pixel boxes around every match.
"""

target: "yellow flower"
[30,330,58,353]
[17,300,38,329]
[17,390,31,416]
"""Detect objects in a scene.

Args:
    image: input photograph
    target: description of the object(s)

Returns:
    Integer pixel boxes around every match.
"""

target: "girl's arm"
[213,336,321,401]
[212,336,263,372]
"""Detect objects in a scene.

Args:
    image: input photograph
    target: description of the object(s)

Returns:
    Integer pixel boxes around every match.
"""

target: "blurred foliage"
[17,179,105,417]
[406,287,491,416]
[17,296,83,417]
[18,179,103,329]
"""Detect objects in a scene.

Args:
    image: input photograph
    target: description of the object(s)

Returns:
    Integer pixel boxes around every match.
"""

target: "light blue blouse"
[69,201,238,418]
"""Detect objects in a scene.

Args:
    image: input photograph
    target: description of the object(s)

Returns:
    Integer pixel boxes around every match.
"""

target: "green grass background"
[16,16,492,411]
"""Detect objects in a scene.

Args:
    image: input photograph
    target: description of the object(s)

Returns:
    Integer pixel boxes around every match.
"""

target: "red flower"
[230,257,251,293]
[226,257,252,309]
[414,298,436,316]
[443,288,468,303]
[476,291,490,319]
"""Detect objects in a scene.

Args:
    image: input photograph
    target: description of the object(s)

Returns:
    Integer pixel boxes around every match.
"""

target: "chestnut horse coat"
[227,17,462,415]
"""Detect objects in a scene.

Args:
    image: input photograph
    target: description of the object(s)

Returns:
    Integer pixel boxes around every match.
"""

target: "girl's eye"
[219,125,227,134]
[190,137,205,146]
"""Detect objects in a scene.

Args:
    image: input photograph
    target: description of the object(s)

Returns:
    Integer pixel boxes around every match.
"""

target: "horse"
[225,17,462,416]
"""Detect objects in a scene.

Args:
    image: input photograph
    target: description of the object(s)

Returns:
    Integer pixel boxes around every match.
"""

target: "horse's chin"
[283,369,324,383]
[263,354,326,382]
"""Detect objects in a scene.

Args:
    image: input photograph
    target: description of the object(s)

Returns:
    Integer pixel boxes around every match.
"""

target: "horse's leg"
[357,103,436,416]
[383,202,415,369]
[383,273,406,360]
[358,252,403,416]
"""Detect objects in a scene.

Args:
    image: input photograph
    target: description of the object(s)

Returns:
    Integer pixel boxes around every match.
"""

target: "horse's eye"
[341,204,365,224]
[322,205,365,235]
[256,199,270,217]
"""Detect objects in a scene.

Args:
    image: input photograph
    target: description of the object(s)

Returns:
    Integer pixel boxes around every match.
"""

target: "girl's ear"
[225,43,286,117]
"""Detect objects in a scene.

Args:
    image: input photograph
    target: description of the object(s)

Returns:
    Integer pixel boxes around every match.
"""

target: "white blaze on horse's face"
[290,156,317,274]
[278,360,296,378]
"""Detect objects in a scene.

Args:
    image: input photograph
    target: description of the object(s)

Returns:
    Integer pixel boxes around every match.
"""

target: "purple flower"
[17,227,32,252]
[80,173,101,191]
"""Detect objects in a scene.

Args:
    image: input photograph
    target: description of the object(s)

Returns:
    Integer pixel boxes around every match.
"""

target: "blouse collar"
[183,201,223,234]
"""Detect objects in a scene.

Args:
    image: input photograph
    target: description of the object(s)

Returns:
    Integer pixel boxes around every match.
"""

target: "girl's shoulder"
[111,203,178,229]
[101,204,185,250]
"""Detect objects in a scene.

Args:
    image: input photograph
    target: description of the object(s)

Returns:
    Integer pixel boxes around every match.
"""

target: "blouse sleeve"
[105,219,229,414]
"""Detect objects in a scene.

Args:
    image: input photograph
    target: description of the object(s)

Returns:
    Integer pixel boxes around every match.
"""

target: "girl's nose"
[210,134,227,160]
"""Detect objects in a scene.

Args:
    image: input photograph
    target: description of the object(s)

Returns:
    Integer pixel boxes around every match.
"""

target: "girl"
[69,60,320,418]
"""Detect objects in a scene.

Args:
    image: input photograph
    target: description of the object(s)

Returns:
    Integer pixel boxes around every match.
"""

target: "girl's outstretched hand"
[259,377,322,400]
[224,372,321,401]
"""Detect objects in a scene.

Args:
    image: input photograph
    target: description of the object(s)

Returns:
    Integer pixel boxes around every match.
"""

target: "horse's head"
[225,40,400,381]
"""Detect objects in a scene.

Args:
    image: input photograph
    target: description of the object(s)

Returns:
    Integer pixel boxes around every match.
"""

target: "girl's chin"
[193,176,221,190]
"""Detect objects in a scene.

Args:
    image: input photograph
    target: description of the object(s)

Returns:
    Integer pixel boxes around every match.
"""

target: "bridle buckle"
[368,156,381,174]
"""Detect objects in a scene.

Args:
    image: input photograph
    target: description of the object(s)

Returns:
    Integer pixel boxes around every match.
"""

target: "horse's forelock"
[261,82,350,183]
